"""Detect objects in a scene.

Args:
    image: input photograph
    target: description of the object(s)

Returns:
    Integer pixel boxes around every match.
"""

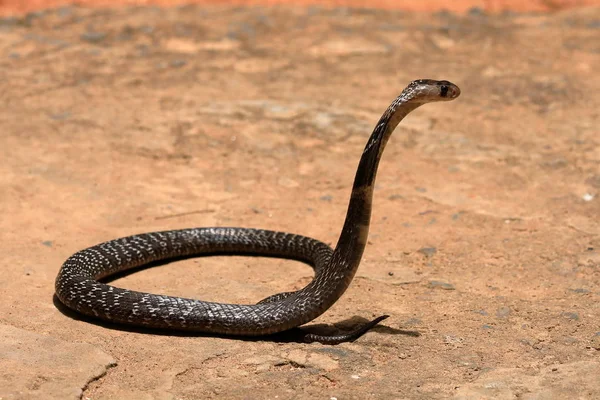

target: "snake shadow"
[53,295,419,344]
[52,253,420,344]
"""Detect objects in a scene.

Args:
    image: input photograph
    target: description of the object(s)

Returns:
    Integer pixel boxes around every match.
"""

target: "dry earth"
[2,0,600,15]
[0,3,599,400]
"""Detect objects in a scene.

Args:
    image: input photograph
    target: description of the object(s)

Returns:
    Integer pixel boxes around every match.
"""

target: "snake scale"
[55,79,460,344]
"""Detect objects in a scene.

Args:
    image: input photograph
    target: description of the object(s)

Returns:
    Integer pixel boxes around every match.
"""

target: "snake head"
[404,79,461,103]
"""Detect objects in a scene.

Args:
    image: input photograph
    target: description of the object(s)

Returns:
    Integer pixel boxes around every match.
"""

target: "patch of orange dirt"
[1,0,599,15]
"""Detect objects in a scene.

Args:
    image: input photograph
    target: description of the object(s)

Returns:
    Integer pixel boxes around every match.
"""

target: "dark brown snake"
[55,79,460,344]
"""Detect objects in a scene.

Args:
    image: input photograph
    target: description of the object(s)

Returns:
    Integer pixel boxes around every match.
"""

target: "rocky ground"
[0,3,599,400]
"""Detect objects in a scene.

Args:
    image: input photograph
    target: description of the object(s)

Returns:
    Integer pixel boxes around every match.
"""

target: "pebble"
[585,175,600,188]
[468,7,486,17]
[81,31,107,43]
[561,312,579,321]
[418,247,437,257]
[568,288,590,294]
[428,280,455,290]
[443,335,464,346]
[562,336,578,345]
[590,333,600,350]
[496,306,511,318]
[48,111,71,121]
[170,59,187,68]
[587,20,600,29]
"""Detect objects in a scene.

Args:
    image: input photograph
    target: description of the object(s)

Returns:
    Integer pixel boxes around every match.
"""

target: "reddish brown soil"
[1,2,599,400]
[1,0,600,15]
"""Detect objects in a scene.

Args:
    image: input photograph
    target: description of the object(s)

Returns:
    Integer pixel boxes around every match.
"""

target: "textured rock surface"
[0,4,598,399]
[0,324,115,400]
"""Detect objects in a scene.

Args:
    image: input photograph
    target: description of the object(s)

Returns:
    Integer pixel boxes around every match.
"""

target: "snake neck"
[319,99,422,297]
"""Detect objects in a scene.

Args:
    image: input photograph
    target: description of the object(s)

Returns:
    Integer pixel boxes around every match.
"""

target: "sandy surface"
[0,3,599,400]
[2,0,600,15]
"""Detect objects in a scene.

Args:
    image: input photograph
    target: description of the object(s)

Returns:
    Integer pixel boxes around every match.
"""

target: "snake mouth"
[447,85,461,99]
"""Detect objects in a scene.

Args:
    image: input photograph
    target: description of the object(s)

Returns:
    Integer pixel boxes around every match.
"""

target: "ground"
[0,3,599,400]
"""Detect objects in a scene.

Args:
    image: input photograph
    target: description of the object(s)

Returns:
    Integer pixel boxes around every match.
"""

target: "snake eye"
[440,85,449,97]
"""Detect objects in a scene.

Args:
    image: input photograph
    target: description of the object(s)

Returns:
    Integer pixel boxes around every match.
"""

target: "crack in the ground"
[80,360,117,400]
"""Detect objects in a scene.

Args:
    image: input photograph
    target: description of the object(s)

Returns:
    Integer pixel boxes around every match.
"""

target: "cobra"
[55,79,460,344]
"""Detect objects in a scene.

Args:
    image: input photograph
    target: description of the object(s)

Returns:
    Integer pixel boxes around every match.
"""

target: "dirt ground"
[2,0,600,15]
[1,2,599,400]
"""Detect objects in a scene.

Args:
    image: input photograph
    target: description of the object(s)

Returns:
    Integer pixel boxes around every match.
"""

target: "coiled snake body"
[55,80,460,343]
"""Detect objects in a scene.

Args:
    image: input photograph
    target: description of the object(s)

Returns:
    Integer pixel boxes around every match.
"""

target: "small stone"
[562,312,579,321]
[482,325,494,330]
[48,112,71,121]
[41,240,53,247]
[428,280,455,290]
[562,336,578,344]
[496,306,511,318]
[81,31,107,43]
[443,335,464,346]
[468,6,485,16]
[585,175,600,188]
[590,333,600,350]
[418,247,437,257]
[170,59,187,68]
[320,195,333,202]
[351,374,360,379]
[568,288,590,294]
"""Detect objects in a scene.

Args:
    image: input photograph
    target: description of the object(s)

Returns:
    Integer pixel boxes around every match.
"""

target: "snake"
[55,79,460,344]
